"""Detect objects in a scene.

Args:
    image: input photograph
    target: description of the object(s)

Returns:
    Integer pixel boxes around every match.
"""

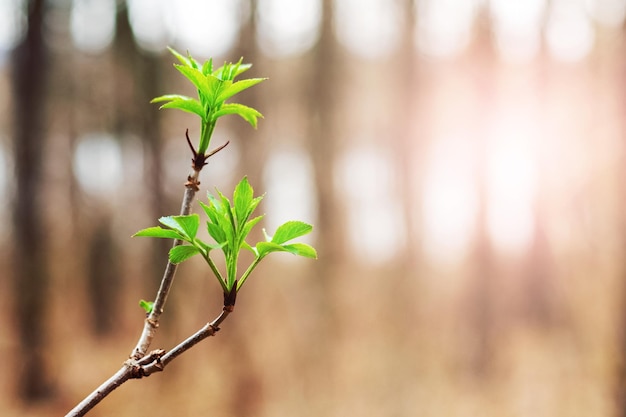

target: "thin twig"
[131,167,201,360]
[65,130,235,417]
[65,366,131,417]
[65,309,231,417]
[141,308,231,376]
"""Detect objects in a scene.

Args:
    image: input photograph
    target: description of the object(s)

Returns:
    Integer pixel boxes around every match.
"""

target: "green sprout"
[136,49,315,309]
[151,47,266,156]
[134,177,316,306]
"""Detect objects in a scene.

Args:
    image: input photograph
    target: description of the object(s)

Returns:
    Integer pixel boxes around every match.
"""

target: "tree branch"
[131,167,201,360]
[65,366,131,417]
[66,154,206,417]
[64,307,231,417]
[65,130,239,416]
[141,307,231,376]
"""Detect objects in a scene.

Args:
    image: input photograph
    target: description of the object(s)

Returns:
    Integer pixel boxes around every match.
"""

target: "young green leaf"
[242,241,258,255]
[216,78,267,104]
[155,214,199,240]
[151,94,194,103]
[213,59,252,80]
[206,76,225,103]
[211,103,263,128]
[233,176,254,226]
[172,214,200,240]
[218,191,236,233]
[255,241,317,259]
[234,63,252,77]
[174,65,210,96]
[256,241,289,258]
[169,245,201,264]
[206,221,227,245]
[196,239,225,254]
[158,216,184,233]
[281,243,317,258]
[199,199,220,225]
[133,226,183,240]
[201,58,213,75]
[139,299,154,314]
[185,49,200,69]
[167,46,191,67]
[152,95,205,119]
[271,221,313,244]
[242,215,264,240]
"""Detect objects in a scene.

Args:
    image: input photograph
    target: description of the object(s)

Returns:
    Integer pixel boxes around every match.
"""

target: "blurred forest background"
[1,0,626,416]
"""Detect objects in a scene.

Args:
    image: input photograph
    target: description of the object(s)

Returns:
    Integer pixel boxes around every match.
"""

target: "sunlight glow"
[166,0,243,57]
[70,0,116,54]
[337,145,404,264]
[415,0,477,59]
[486,124,537,253]
[546,1,594,62]
[263,147,317,233]
[257,0,321,58]
[422,137,478,263]
[584,0,626,27]
[0,0,24,58]
[127,0,171,53]
[489,0,545,62]
[73,133,123,195]
[335,0,401,59]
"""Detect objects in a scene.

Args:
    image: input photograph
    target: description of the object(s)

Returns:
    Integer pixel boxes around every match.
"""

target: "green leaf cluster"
[134,177,316,301]
[151,48,267,155]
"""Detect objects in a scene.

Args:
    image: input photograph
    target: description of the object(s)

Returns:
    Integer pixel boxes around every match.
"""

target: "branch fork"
[185,128,230,172]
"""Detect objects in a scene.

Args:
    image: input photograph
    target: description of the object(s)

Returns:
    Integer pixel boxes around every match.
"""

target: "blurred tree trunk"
[308,0,344,270]
[522,206,555,325]
[10,0,54,401]
[233,0,264,185]
[300,0,343,409]
[467,11,496,376]
[396,0,419,268]
[113,3,168,292]
[389,0,423,333]
[87,217,121,335]
[619,22,626,417]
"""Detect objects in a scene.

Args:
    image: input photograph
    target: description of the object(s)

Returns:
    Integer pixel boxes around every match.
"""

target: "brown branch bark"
[64,305,231,417]
[64,159,219,416]
[141,308,231,376]
[11,0,54,401]
[130,168,201,360]
[64,367,132,417]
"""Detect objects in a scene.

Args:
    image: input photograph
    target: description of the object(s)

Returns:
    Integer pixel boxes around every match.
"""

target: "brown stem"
[141,307,231,376]
[131,167,201,360]
[64,308,230,417]
[66,129,233,416]
[64,366,132,417]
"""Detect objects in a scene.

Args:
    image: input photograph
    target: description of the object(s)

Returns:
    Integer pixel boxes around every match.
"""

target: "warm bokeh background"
[2,0,626,416]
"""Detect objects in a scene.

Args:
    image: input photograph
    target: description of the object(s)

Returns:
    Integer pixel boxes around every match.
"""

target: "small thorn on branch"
[207,140,230,158]
[186,129,209,171]
[185,129,230,173]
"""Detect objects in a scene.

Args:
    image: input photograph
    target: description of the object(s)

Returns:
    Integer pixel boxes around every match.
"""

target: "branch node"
[125,359,145,379]
[223,285,237,310]
[184,174,201,192]
[147,316,159,329]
